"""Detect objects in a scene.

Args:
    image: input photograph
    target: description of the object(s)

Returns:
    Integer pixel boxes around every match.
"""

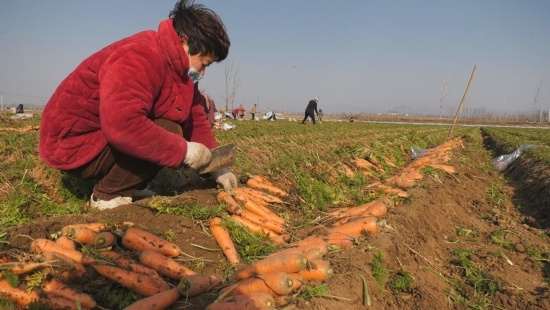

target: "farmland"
[1,113,549,309]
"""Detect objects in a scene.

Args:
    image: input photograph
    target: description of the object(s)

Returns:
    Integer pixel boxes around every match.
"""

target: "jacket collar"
[157,19,189,78]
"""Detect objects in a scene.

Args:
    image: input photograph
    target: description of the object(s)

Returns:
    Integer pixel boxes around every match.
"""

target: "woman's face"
[182,43,216,77]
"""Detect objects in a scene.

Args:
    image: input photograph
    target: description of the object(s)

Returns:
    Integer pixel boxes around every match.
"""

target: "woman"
[39,0,237,209]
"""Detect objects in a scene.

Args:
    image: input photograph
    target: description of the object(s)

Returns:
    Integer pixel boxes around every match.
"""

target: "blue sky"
[1,1,549,116]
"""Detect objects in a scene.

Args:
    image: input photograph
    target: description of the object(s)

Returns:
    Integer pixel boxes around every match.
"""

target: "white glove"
[211,168,238,191]
[183,142,212,170]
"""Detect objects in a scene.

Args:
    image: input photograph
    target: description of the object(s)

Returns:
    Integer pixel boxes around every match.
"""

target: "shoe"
[132,187,157,199]
[89,194,132,210]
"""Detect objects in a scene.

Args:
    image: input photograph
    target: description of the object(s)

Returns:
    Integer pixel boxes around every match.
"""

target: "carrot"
[248,176,288,197]
[206,299,275,310]
[98,250,161,279]
[240,210,286,234]
[232,192,285,225]
[327,216,382,238]
[94,231,117,249]
[209,217,241,265]
[138,249,197,280]
[217,191,244,215]
[43,294,80,310]
[42,279,97,309]
[268,247,323,262]
[223,272,294,297]
[329,197,392,219]
[293,236,329,254]
[219,292,275,307]
[30,238,95,265]
[237,187,284,204]
[121,227,181,257]
[123,287,181,310]
[41,251,87,279]
[429,164,456,174]
[92,264,171,297]
[55,236,76,250]
[0,279,40,308]
[232,251,307,280]
[0,261,51,275]
[288,273,306,291]
[178,274,221,297]
[64,225,98,245]
[325,233,353,249]
[299,259,333,282]
[230,215,288,245]
[233,188,269,207]
[60,222,108,235]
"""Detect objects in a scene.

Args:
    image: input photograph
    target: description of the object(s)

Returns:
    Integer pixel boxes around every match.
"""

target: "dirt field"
[2,131,549,309]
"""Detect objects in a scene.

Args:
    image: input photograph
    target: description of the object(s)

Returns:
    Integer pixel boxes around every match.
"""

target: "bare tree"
[223,60,240,111]
[439,74,450,118]
[532,77,544,122]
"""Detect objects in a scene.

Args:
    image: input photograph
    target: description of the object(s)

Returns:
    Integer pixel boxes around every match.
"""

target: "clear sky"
[1,1,549,116]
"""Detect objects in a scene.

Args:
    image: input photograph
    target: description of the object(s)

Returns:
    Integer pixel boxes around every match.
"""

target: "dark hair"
[169,0,230,62]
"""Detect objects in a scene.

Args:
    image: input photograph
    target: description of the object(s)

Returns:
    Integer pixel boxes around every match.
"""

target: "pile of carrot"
[0,221,220,309]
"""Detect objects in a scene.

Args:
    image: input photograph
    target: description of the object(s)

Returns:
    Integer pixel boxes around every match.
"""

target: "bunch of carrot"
[206,241,333,309]
[211,175,290,266]
[0,221,223,309]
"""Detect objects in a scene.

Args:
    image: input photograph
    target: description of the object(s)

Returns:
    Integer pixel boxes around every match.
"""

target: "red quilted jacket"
[39,19,217,170]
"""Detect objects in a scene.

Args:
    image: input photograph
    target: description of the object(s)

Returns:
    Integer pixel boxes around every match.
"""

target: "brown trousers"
[64,119,183,200]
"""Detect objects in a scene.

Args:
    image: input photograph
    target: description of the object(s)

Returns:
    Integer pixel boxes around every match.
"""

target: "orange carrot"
[60,222,108,235]
[92,264,170,297]
[237,187,284,204]
[123,287,181,310]
[230,215,288,245]
[288,273,306,291]
[299,259,333,282]
[0,279,40,308]
[55,236,76,250]
[223,272,294,297]
[217,191,244,215]
[94,231,117,249]
[232,251,307,280]
[138,249,197,280]
[429,164,456,174]
[327,216,382,238]
[99,250,161,279]
[121,227,181,257]
[30,239,95,265]
[325,233,353,249]
[219,292,275,308]
[329,197,391,219]
[43,294,80,310]
[232,192,285,225]
[293,236,329,254]
[246,178,287,198]
[178,274,221,297]
[209,217,240,265]
[248,176,288,197]
[42,279,97,309]
[64,226,98,245]
[0,261,51,275]
[239,210,286,234]
[206,299,275,310]
[233,188,269,207]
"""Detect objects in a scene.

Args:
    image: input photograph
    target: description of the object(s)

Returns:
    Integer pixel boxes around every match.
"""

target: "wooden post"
[449,65,477,138]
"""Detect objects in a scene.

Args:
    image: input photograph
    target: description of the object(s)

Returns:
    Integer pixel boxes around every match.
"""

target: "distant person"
[301,96,320,124]
[318,109,324,122]
[231,107,238,119]
[250,103,257,120]
[265,110,276,121]
[16,104,24,114]
[238,104,245,119]
[219,105,228,119]
[349,116,354,122]
[38,0,237,210]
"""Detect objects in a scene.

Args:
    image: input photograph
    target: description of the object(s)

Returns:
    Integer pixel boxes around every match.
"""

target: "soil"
[2,133,549,310]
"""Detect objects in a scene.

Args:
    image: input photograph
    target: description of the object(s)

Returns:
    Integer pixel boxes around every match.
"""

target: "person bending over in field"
[301,96,320,124]
[39,0,238,210]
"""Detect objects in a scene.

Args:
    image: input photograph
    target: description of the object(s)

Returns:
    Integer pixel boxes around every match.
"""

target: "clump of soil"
[2,137,549,310]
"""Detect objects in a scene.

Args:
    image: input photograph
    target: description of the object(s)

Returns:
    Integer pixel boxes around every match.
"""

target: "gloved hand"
[183,142,212,170]
[211,168,238,191]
